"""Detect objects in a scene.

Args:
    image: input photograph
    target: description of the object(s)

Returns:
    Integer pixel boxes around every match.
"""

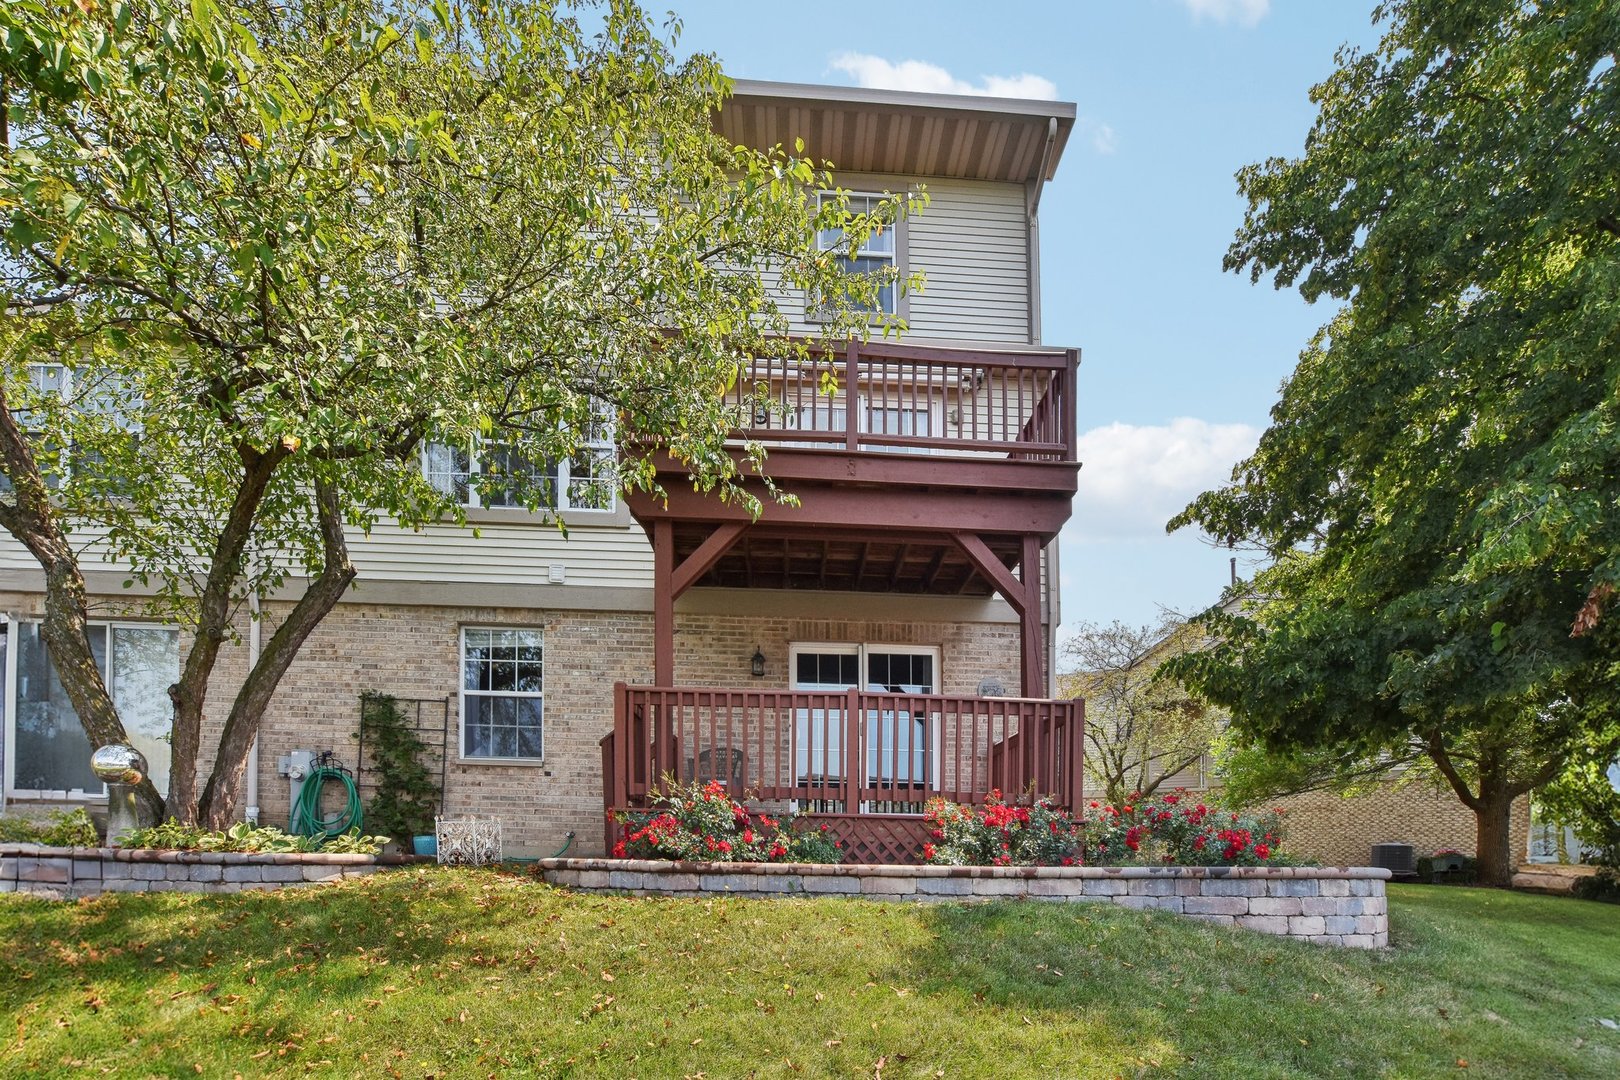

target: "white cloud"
[828,53,1059,101]
[1180,0,1271,27]
[1083,120,1118,155]
[1071,418,1260,540]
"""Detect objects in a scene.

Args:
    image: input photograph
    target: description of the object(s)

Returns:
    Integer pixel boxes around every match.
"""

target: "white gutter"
[244,591,261,825]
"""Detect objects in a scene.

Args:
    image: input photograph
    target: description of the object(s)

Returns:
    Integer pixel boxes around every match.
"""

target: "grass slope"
[1,873,1616,1078]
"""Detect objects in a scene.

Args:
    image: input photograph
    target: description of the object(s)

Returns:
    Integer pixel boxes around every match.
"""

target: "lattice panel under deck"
[800,814,932,865]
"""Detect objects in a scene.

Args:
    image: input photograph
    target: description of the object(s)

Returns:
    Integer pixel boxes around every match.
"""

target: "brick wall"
[1273,784,1532,869]
[3,590,1024,858]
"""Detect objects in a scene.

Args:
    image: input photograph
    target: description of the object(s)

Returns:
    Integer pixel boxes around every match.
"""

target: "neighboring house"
[1069,603,1532,868]
[0,81,1084,860]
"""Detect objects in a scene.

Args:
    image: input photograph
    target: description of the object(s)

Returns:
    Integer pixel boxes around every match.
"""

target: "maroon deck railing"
[601,682,1084,856]
[722,340,1078,462]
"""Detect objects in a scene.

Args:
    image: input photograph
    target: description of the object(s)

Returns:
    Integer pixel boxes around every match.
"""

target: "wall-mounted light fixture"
[750,646,766,678]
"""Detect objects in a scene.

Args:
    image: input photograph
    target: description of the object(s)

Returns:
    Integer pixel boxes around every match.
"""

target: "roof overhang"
[716,79,1076,185]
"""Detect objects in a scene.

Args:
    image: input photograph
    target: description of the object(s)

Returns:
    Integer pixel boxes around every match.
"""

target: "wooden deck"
[601,682,1084,862]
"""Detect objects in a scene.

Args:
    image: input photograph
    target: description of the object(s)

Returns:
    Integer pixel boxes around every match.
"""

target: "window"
[0,364,141,493]
[422,412,615,513]
[818,192,898,316]
[789,642,939,799]
[460,627,544,761]
[6,620,178,798]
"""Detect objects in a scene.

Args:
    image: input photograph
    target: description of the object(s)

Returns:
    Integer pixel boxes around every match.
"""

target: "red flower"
[742,828,755,844]
[612,840,627,858]
[769,842,787,859]
[1254,843,1271,860]
[923,843,937,860]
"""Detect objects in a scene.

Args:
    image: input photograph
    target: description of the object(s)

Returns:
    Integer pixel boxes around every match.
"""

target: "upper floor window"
[422,412,615,514]
[818,192,898,316]
[1,364,141,494]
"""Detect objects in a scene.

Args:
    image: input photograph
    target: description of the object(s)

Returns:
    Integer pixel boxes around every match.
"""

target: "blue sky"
[667,0,1384,640]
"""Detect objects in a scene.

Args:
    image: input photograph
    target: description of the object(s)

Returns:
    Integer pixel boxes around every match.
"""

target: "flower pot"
[412,834,438,857]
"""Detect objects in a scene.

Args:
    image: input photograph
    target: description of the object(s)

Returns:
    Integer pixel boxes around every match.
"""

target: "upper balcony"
[626,338,1081,697]
[627,337,1081,544]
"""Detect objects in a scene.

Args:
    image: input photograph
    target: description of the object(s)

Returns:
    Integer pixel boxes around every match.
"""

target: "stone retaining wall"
[538,859,1392,949]
[0,844,393,900]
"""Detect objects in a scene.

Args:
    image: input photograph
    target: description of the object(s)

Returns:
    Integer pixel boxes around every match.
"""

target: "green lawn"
[1,873,1616,1078]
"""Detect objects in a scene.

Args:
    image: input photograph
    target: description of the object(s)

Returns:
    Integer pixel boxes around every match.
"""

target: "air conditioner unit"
[1370,842,1417,876]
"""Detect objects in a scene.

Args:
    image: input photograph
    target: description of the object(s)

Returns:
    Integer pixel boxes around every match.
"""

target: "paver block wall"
[539,859,1393,949]
[0,844,387,900]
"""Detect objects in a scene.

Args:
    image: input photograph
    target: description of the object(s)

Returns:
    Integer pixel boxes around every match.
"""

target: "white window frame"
[788,642,942,800]
[3,616,179,802]
[816,190,902,318]
[458,626,546,765]
[421,418,617,515]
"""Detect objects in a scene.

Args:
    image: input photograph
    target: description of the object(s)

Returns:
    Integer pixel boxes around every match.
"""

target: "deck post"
[653,520,675,687]
[844,340,861,451]
[842,686,861,813]
[1019,534,1044,698]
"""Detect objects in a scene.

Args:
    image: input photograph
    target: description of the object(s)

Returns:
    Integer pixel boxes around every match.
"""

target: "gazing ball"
[91,744,148,786]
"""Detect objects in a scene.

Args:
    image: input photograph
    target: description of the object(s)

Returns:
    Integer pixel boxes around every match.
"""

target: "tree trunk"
[196,480,356,829]
[0,388,162,821]
[165,447,283,822]
[1473,786,1517,888]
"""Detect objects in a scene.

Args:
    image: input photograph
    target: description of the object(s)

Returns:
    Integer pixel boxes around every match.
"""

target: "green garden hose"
[289,766,363,841]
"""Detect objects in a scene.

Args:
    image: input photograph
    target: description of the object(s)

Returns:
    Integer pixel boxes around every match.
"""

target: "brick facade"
[2,590,1022,858]
[7,586,1531,868]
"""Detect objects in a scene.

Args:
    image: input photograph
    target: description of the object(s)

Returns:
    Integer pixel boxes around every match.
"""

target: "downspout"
[244,590,261,825]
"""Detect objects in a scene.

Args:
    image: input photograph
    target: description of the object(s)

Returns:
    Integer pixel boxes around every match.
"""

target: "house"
[0,81,1084,859]
[1062,604,1533,869]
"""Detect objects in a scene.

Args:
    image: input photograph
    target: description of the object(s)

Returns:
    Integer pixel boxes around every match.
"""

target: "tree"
[0,0,920,826]
[1059,619,1225,807]
[1168,0,1620,886]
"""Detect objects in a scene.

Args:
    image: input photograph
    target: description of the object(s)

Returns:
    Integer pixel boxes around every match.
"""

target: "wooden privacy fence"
[601,683,1084,858]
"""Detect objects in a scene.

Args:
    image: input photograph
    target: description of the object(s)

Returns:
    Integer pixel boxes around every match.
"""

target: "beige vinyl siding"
[347,520,650,587]
[906,179,1028,342]
[0,521,655,590]
[769,175,1030,343]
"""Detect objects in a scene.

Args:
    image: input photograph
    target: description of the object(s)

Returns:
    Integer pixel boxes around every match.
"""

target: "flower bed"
[923,789,1288,868]
[613,780,840,863]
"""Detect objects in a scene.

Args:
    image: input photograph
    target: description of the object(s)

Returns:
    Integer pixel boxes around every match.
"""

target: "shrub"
[923,790,1082,867]
[1081,791,1286,866]
[920,789,1290,868]
[0,807,101,847]
[613,779,840,864]
[123,819,387,855]
[1573,868,1620,903]
[358,691,439,841]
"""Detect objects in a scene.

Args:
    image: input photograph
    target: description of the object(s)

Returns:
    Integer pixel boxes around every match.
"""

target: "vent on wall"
[1370,842,1417,876]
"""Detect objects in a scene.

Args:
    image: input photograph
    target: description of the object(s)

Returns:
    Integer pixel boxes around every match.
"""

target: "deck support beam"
[653,520,675,687]
[952,531,1046,696]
